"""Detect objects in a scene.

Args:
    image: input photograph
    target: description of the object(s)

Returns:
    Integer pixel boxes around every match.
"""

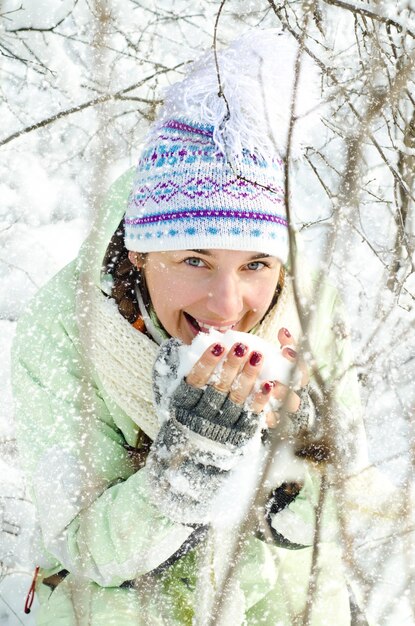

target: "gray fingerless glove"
[146,338,262,524]
[152,337,261,447]
[172,379,259,447]
[286,385,316,435]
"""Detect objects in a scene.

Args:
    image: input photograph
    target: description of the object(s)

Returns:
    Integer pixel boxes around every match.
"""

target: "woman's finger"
[212,342,251,394]
[186,341,250,390]
[278,328,309,387]
[185,342,226,388]
[250,381,275,414]
[278,327,295,348]
[227,351,264,405]
[272,382,301,413]
[281,345,309,387]
[266,410,279,428]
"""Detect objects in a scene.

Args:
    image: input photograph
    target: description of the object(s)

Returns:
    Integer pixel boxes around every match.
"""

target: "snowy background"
[1,0,414,624]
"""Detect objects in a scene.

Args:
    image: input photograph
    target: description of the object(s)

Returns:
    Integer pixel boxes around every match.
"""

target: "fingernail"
[233,343,247,358]
[262,381,274,395]
[282,328,291,338]
[211,344,225,357]
[249,351,262,366]
[286,347,297,359]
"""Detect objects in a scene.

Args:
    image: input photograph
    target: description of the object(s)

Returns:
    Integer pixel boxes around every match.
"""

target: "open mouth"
[183,312,237,334]
[184,312,202,333]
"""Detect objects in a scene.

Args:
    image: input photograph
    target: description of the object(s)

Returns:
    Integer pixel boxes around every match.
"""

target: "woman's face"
[131,249,281,345]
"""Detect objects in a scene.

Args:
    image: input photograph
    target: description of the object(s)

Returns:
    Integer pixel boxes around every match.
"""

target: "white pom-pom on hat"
[157,29,320,160]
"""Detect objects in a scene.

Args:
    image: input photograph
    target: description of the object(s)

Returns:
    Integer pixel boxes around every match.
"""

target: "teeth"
[197,321,235,332]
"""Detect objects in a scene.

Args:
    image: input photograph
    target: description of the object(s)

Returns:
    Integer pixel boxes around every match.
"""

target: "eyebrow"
[189,249,273,260]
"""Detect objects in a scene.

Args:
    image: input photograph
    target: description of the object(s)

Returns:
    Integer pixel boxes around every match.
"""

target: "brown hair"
[102,220,142,324]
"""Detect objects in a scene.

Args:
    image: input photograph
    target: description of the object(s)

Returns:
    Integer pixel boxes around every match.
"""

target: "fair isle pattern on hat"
[125,119,289,261]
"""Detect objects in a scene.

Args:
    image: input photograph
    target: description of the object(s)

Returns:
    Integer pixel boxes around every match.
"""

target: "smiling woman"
[11,30,368,626]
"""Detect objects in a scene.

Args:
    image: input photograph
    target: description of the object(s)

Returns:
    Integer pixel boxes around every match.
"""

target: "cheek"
[252,277,278,306]
[144,268,169,312]
[250,277,279,312]
[145,269,196,322]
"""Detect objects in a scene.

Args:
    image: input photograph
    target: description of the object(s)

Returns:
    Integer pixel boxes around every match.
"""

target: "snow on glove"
[146,338,262,524]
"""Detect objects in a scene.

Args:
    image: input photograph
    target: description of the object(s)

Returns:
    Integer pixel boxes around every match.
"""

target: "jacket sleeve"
[11,263,193,588]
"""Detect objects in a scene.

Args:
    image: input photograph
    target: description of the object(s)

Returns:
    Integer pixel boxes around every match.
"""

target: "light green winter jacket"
[12,169,368,626]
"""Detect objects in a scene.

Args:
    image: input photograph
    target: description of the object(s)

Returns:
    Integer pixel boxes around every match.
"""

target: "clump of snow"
[153,329,302,428]
[177,328,302,388]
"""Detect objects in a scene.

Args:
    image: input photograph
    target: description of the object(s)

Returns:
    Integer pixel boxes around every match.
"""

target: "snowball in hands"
[177,329,301,388]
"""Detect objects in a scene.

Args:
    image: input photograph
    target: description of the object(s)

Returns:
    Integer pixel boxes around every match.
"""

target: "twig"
[266,0,415,204]
[0,4,23,20]
[213,0,231,118]
[0,62,186,148]
[302,472,328,626]
[0,258,38,288]
[322,0,415,40]
[7,0,79,33]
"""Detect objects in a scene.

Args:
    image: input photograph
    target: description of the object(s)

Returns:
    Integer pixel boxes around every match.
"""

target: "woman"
[12,32,367,625]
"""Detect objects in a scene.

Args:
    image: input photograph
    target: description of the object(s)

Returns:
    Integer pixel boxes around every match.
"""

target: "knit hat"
[124,31,317,264]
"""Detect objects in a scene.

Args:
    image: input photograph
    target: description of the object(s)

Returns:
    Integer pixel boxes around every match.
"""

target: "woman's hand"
[183,329,310,433]
[149,334,312,523]
[265,327,310,428]
[161,340,272,448]
[149,339,273,523]
[186,340,275,420]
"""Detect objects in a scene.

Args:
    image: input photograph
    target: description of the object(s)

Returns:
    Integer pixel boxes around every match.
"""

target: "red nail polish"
[283,328,291,338]
[211,344,224,357]
[233,343,247,358]
[262,381,274,394]
[249,351,262,366]
[286,347,297,359]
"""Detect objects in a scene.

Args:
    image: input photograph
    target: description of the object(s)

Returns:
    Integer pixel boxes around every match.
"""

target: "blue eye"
[184,257,205,267]
[246,261,266,270]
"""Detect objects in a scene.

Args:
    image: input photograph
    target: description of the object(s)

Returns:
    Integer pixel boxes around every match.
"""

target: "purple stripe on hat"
[130,177,285,208]
[162,119,214,138]
[125,209,288,227]
[156,134,213,146]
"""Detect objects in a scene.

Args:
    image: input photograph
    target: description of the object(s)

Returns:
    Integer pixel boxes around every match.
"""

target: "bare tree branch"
[267,0,415,204]
[322,0,415,40]
[6,0,79,33]
[0,4,23,20]
[0,258,38,289]
[0,62,186,148]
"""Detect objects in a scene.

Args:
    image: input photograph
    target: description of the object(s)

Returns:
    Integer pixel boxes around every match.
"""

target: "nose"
[205,271,244,321]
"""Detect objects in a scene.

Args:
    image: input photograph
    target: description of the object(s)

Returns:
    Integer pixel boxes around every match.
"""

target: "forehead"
[156,249,274,261]
[190,249,271,259]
